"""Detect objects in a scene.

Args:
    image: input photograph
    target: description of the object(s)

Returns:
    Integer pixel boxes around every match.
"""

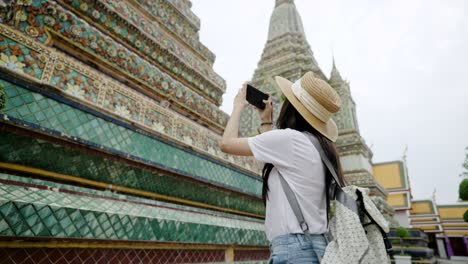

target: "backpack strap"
[308,135,342,232]
[307,136,343,189]
[277,134,343,233]
[278,171,309,232]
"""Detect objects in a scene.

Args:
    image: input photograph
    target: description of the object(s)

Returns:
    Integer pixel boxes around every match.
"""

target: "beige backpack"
[279,136,393,263]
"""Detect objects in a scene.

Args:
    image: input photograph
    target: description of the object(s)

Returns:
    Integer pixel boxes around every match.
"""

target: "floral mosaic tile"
[143,108,173,135]
[0,35,48,79]
[175,121,199,147]
[118,0,213,66]
[0,27,260,173]
[29,0,224,104]
[130,0,203,52]
[166,0,201,28]
[9,2,228,122]
[50,63,101,104]
[200,132,224,157]
[102,84,142,121]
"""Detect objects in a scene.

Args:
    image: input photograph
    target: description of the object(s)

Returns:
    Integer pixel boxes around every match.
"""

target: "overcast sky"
[191,0,467,204]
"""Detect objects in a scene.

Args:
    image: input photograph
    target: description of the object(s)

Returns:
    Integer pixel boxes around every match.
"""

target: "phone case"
[246,84,269,110]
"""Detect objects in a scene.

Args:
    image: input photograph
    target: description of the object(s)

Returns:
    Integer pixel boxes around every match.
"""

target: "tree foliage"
[464,210,468,223]
[462,147,468,177]
[459,179,468,201]
[396,226,410,238]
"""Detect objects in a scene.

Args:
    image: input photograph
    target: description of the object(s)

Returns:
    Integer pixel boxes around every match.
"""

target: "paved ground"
[437,257,468,264]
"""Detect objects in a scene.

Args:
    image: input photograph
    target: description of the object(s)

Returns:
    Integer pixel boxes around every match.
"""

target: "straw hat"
[275,72,341,142]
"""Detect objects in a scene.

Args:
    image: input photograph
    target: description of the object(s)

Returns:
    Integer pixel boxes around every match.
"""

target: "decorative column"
[464,236,468,256]
[445,236,454,257]
[225,246,235,262]
[436,236,448,259]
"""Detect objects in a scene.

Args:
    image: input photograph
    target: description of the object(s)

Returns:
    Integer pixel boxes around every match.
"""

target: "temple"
[0,0,466,263]
[0,0,267,262]
[375,160,468,261]
[240,0,393,219]
[240,0,468,262]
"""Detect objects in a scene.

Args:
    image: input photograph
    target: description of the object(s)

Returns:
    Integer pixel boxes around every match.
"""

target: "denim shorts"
[268,233,328,264]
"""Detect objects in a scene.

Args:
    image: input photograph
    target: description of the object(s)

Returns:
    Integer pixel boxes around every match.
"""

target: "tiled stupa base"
[0,1,270,263]
[0,247,269,264]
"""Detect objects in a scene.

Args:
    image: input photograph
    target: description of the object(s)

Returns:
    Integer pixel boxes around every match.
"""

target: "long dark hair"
[261,99,345,205]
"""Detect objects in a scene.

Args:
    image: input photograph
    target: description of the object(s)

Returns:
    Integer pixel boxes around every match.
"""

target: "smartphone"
[246,84,269,110]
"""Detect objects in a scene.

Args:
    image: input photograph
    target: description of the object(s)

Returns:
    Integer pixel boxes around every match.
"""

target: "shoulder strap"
[308,135,343,231]
[277,134,343,233]
[278,171,309,232]
[307,135,343,189]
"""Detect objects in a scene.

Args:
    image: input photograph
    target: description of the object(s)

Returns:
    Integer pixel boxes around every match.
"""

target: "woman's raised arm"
[219,84,273,156]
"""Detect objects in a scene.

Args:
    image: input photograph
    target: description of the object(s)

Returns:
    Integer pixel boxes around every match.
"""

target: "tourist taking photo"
[220,71,346,263]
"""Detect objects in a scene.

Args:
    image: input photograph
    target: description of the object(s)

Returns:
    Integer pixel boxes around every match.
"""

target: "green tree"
[464,209,468,223]
[462,147,468,178]
[396,226,410,255]
[460,179,468,201]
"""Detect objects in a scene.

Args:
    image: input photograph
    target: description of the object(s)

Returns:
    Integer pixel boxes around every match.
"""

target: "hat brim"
[275,76,339,142]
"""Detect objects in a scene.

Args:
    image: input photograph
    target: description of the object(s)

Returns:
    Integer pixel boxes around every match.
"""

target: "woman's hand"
[257,96,273,122]
[233,84,249,111]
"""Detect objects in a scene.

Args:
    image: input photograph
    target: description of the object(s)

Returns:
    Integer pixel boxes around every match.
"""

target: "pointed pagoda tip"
[329,46,338,71]
[268,0,304,40]
[275,0,294,7]
[330,56,338,74]
[329,56,344,83]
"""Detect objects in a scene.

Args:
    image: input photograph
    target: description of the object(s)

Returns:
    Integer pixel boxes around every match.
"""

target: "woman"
[219,72,346,263]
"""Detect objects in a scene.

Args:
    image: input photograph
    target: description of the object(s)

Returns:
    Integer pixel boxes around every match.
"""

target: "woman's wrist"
[260,113,273,123]
[257,122,273,134]
[232,105,244,114]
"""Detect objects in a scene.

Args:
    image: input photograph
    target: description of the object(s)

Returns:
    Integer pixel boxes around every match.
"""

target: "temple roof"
[268,0,305,40]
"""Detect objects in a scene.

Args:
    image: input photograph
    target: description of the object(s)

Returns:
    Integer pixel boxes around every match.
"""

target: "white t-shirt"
[248,128,327,241]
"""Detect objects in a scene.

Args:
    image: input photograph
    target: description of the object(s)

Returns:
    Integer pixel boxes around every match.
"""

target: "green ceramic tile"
[0,172,264,226]
[0,180,267,245]
[0,81,260,196]
[0,82,265,215]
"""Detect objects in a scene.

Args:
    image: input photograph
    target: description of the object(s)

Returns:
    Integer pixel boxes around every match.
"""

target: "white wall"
[394,211,410,227]
[340,154,373,175]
